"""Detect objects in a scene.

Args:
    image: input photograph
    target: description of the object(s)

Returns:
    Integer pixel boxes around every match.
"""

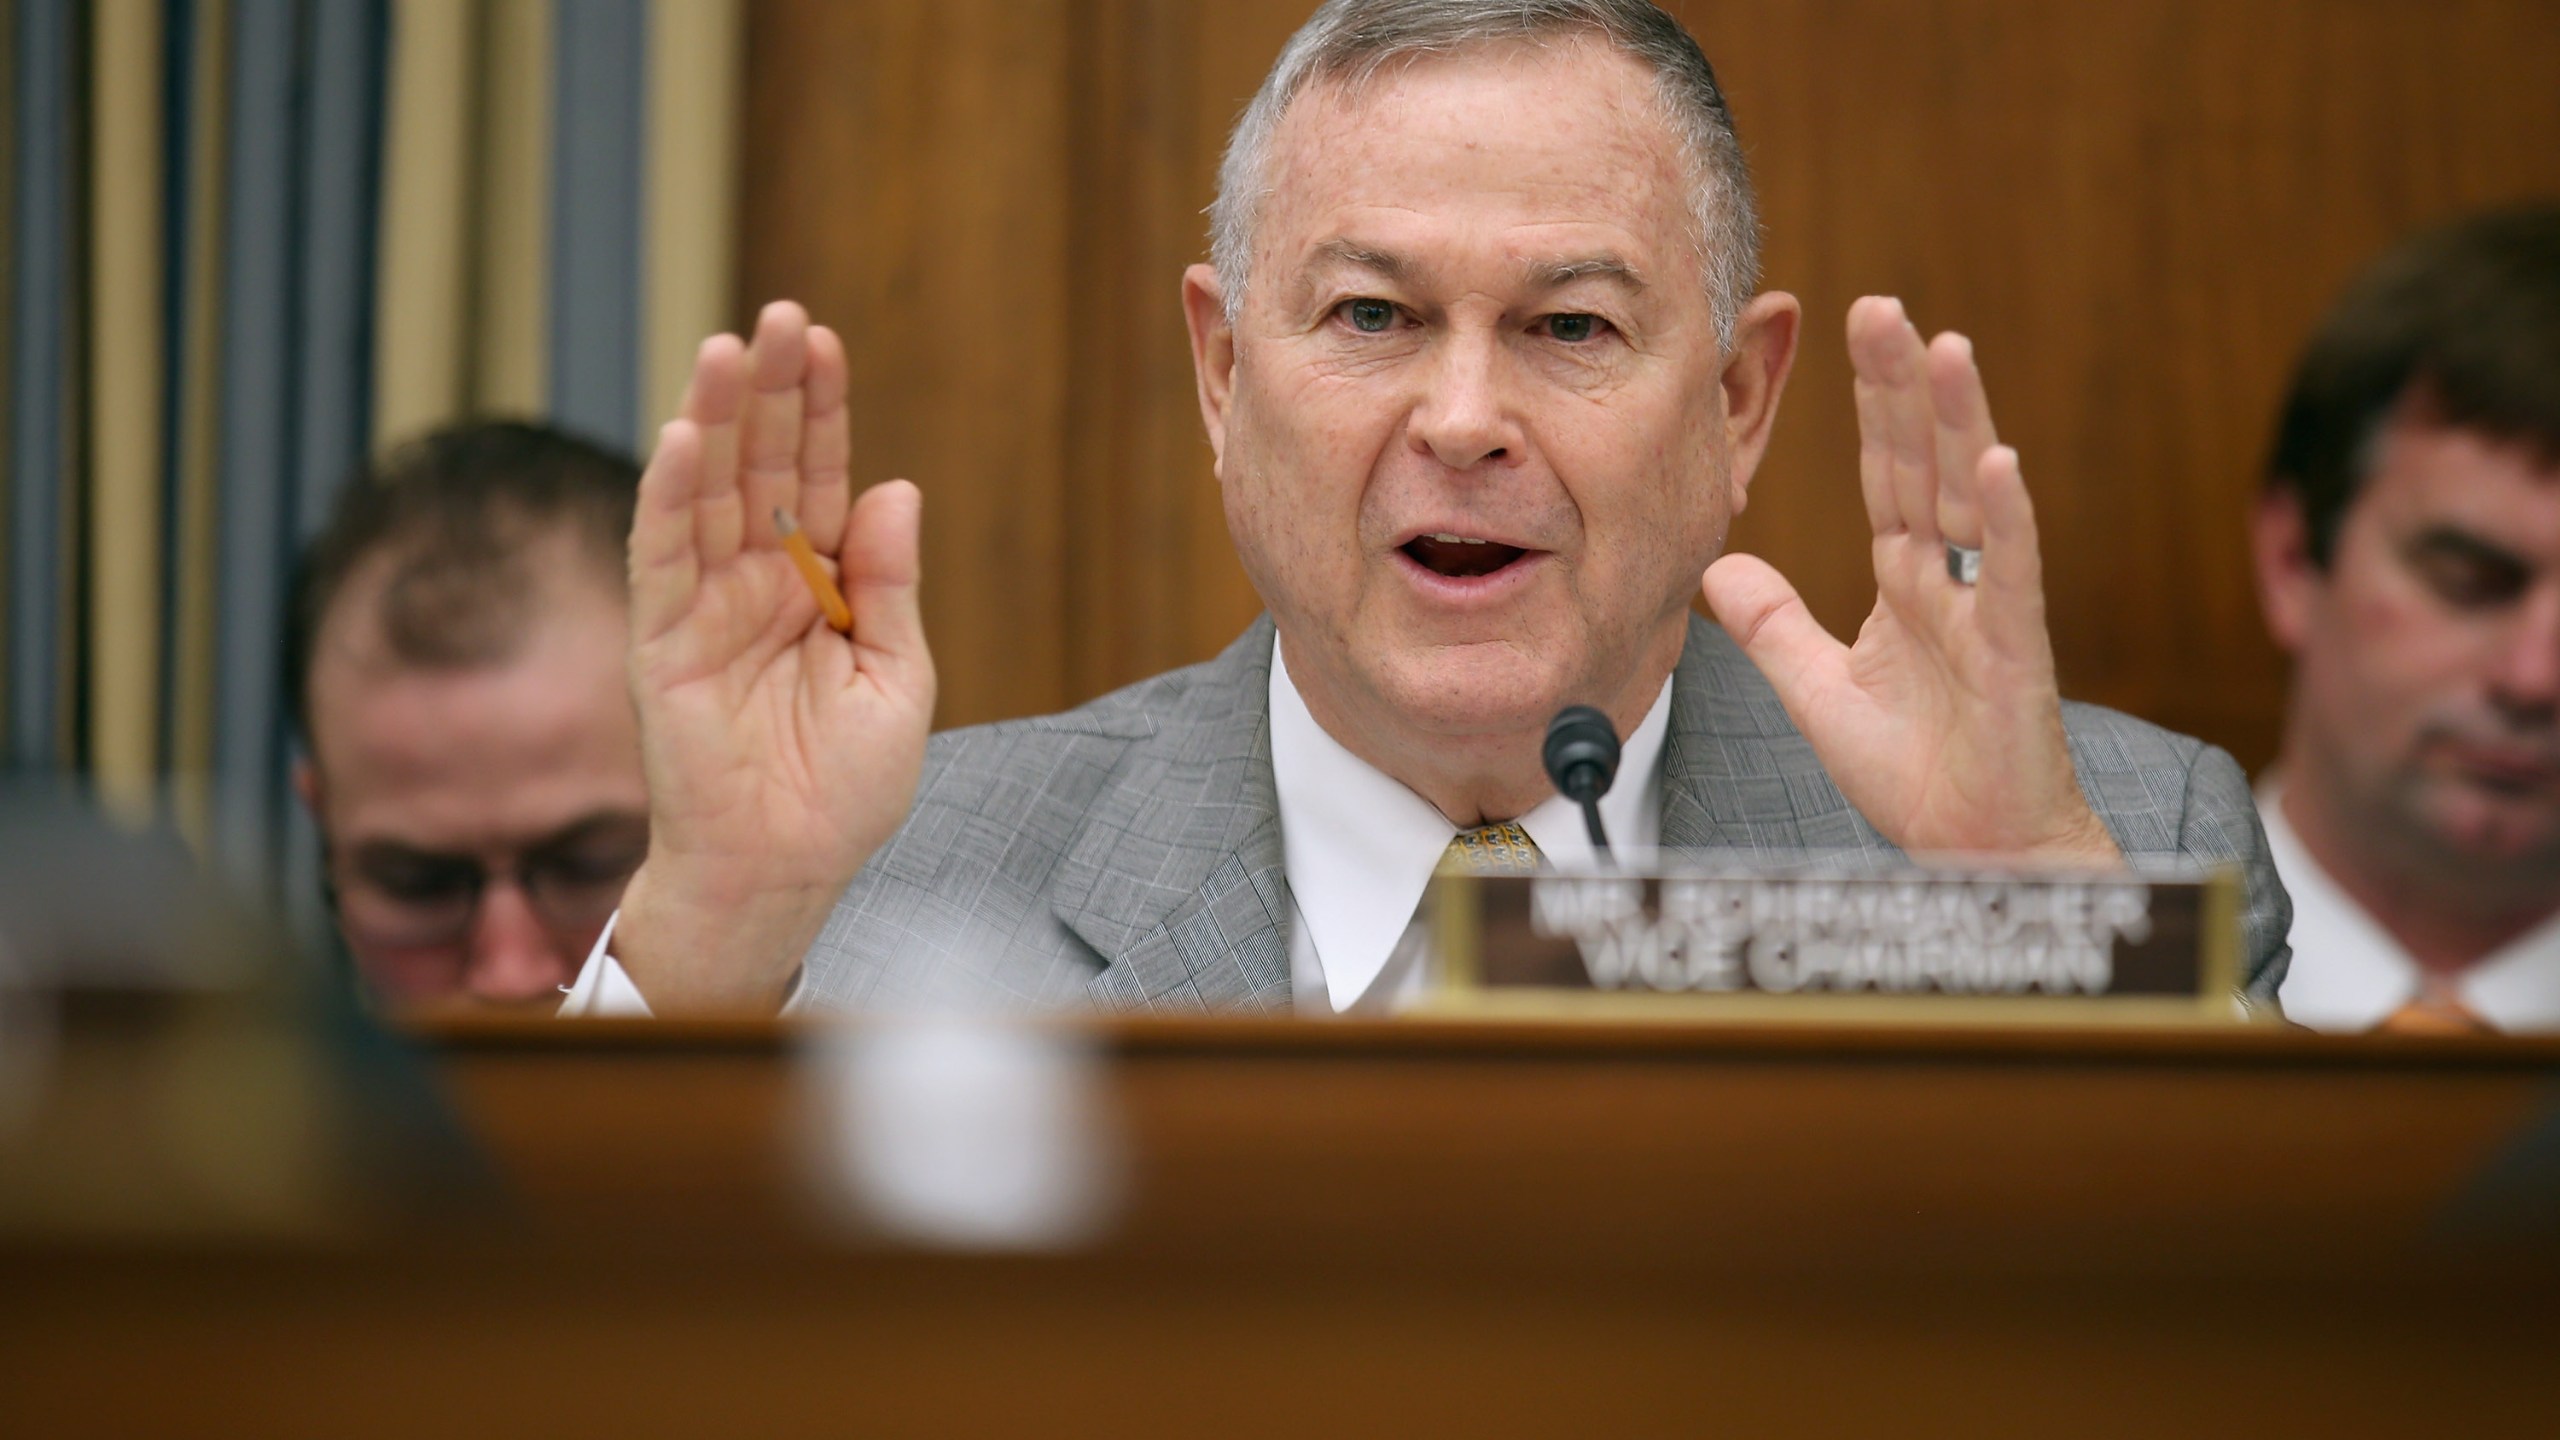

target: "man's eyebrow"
[528,810,654,855]
[1524,254,1648,292]
[2404,525,2538,586]
[1298,243,1648,296]
[348,839,474,871]
[350,809,651,867]
[2407,526,2531,568]
[1307,239,1420,286]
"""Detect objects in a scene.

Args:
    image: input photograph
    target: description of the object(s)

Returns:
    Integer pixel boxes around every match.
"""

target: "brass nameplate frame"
[1423,862,2247,1026]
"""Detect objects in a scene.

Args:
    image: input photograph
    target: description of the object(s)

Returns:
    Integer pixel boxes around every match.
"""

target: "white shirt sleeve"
[556,910,655,1017]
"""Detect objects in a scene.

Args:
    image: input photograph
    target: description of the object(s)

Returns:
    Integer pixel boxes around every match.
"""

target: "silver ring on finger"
[1945,542,1982,585]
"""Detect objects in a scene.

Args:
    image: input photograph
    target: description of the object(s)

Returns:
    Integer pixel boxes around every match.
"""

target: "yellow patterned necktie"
[1443,821,1544,874]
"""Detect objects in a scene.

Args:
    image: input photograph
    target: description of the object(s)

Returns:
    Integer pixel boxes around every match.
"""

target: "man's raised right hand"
[614,301,935,1012]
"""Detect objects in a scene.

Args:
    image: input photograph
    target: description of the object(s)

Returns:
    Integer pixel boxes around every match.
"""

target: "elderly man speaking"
[570,0,2288,1016]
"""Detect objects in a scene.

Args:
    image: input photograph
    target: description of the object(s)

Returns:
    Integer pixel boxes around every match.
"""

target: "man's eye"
[361,857,481,905]
[531,844,649,890]
[1544,313,1602,343]
[2410,547,2530,609]
[1342,298,1396,333]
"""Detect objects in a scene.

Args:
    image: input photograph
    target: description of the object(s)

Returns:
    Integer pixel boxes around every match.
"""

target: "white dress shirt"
[2259,778,2560,1032]
[1269,638,1668,1013]
[563,641,1671,1018]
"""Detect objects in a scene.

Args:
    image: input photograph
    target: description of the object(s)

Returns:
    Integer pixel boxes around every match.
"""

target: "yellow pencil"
[773,508,854,634]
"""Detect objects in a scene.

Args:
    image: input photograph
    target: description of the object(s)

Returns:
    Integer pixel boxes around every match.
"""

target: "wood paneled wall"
[735,0,2560,769]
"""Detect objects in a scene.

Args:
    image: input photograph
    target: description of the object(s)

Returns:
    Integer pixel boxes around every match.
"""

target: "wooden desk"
[6,1017,2558,1436]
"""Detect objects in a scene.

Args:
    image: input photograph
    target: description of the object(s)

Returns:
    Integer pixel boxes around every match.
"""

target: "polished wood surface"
[5,1016,2557,1435]
[738,0,1081,730]
[405,1015,2560,1272]
[5,1016,2557,1436]
[446,1016,2560,1274]
[737,0,2560,769]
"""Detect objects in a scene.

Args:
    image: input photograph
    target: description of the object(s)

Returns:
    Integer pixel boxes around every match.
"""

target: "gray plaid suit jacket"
[796,615,2290,1013]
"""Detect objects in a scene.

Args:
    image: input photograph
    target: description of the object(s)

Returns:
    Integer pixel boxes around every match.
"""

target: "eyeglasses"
[328,816,650,951]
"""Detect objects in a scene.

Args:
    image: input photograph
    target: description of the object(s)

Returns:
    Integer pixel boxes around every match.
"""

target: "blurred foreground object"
[0,778,488,1240]
[2253,205,2560,1032]
[224,1010,2552,1439]
[801,1013,1124,1250]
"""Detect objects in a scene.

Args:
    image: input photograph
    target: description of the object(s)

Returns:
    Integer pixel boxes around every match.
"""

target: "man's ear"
[292,757,323,818]
[2252,486,2320,655]
[1182,264,1237,475]
[1717,291,1802,516]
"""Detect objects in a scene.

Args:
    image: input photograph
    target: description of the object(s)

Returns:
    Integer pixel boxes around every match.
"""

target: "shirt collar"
[1269,636,1670,1012]
[2260,773,2560,1031]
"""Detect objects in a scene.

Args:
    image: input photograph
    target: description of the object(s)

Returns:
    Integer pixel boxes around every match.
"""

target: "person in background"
[2252,205,2560,1032]
[288,420,649,1011]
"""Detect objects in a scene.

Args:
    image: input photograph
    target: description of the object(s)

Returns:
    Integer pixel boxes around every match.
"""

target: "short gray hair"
[1208,0,1761,345]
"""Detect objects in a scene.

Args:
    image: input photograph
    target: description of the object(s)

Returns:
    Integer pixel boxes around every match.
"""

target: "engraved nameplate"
[1423,864,2245,1024]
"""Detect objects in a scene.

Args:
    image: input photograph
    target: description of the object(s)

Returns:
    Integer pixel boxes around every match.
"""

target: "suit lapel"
[1049,619,1295,1013]
[1658,631,1726,852]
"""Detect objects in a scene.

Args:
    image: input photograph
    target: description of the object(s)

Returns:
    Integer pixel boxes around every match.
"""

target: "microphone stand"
[1542,706,1622,864]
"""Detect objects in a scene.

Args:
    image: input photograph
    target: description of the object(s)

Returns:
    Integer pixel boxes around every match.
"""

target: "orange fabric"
[2376,993,2495,1035]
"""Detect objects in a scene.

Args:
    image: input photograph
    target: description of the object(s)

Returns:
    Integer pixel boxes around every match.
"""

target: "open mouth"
[1401,532,1531,580]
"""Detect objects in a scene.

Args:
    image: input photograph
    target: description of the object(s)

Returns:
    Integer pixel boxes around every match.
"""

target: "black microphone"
[1542,705,1621,860]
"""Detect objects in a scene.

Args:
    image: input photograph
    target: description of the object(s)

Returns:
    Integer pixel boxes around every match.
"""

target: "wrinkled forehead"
[307,608,644,852]
[308,573,632,763]
[1252,37,1702,294]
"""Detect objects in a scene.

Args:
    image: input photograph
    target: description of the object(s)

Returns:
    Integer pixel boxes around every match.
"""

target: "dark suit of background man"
[2252,206,2560,1032]
[562,0,2287,1017]
[292,421,649,1011]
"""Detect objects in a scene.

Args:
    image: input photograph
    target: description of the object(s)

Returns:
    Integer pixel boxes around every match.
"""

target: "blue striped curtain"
[8,0,76,775]
[213,0,390,911]
[0,0,719,940]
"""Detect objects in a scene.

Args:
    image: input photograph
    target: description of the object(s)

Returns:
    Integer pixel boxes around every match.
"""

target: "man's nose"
[1407,330,1520,473]
[463,878,577,1005]
[2489,583,2560,719]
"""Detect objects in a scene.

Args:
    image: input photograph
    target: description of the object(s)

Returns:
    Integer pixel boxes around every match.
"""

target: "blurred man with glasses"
[288,420,649,1011]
